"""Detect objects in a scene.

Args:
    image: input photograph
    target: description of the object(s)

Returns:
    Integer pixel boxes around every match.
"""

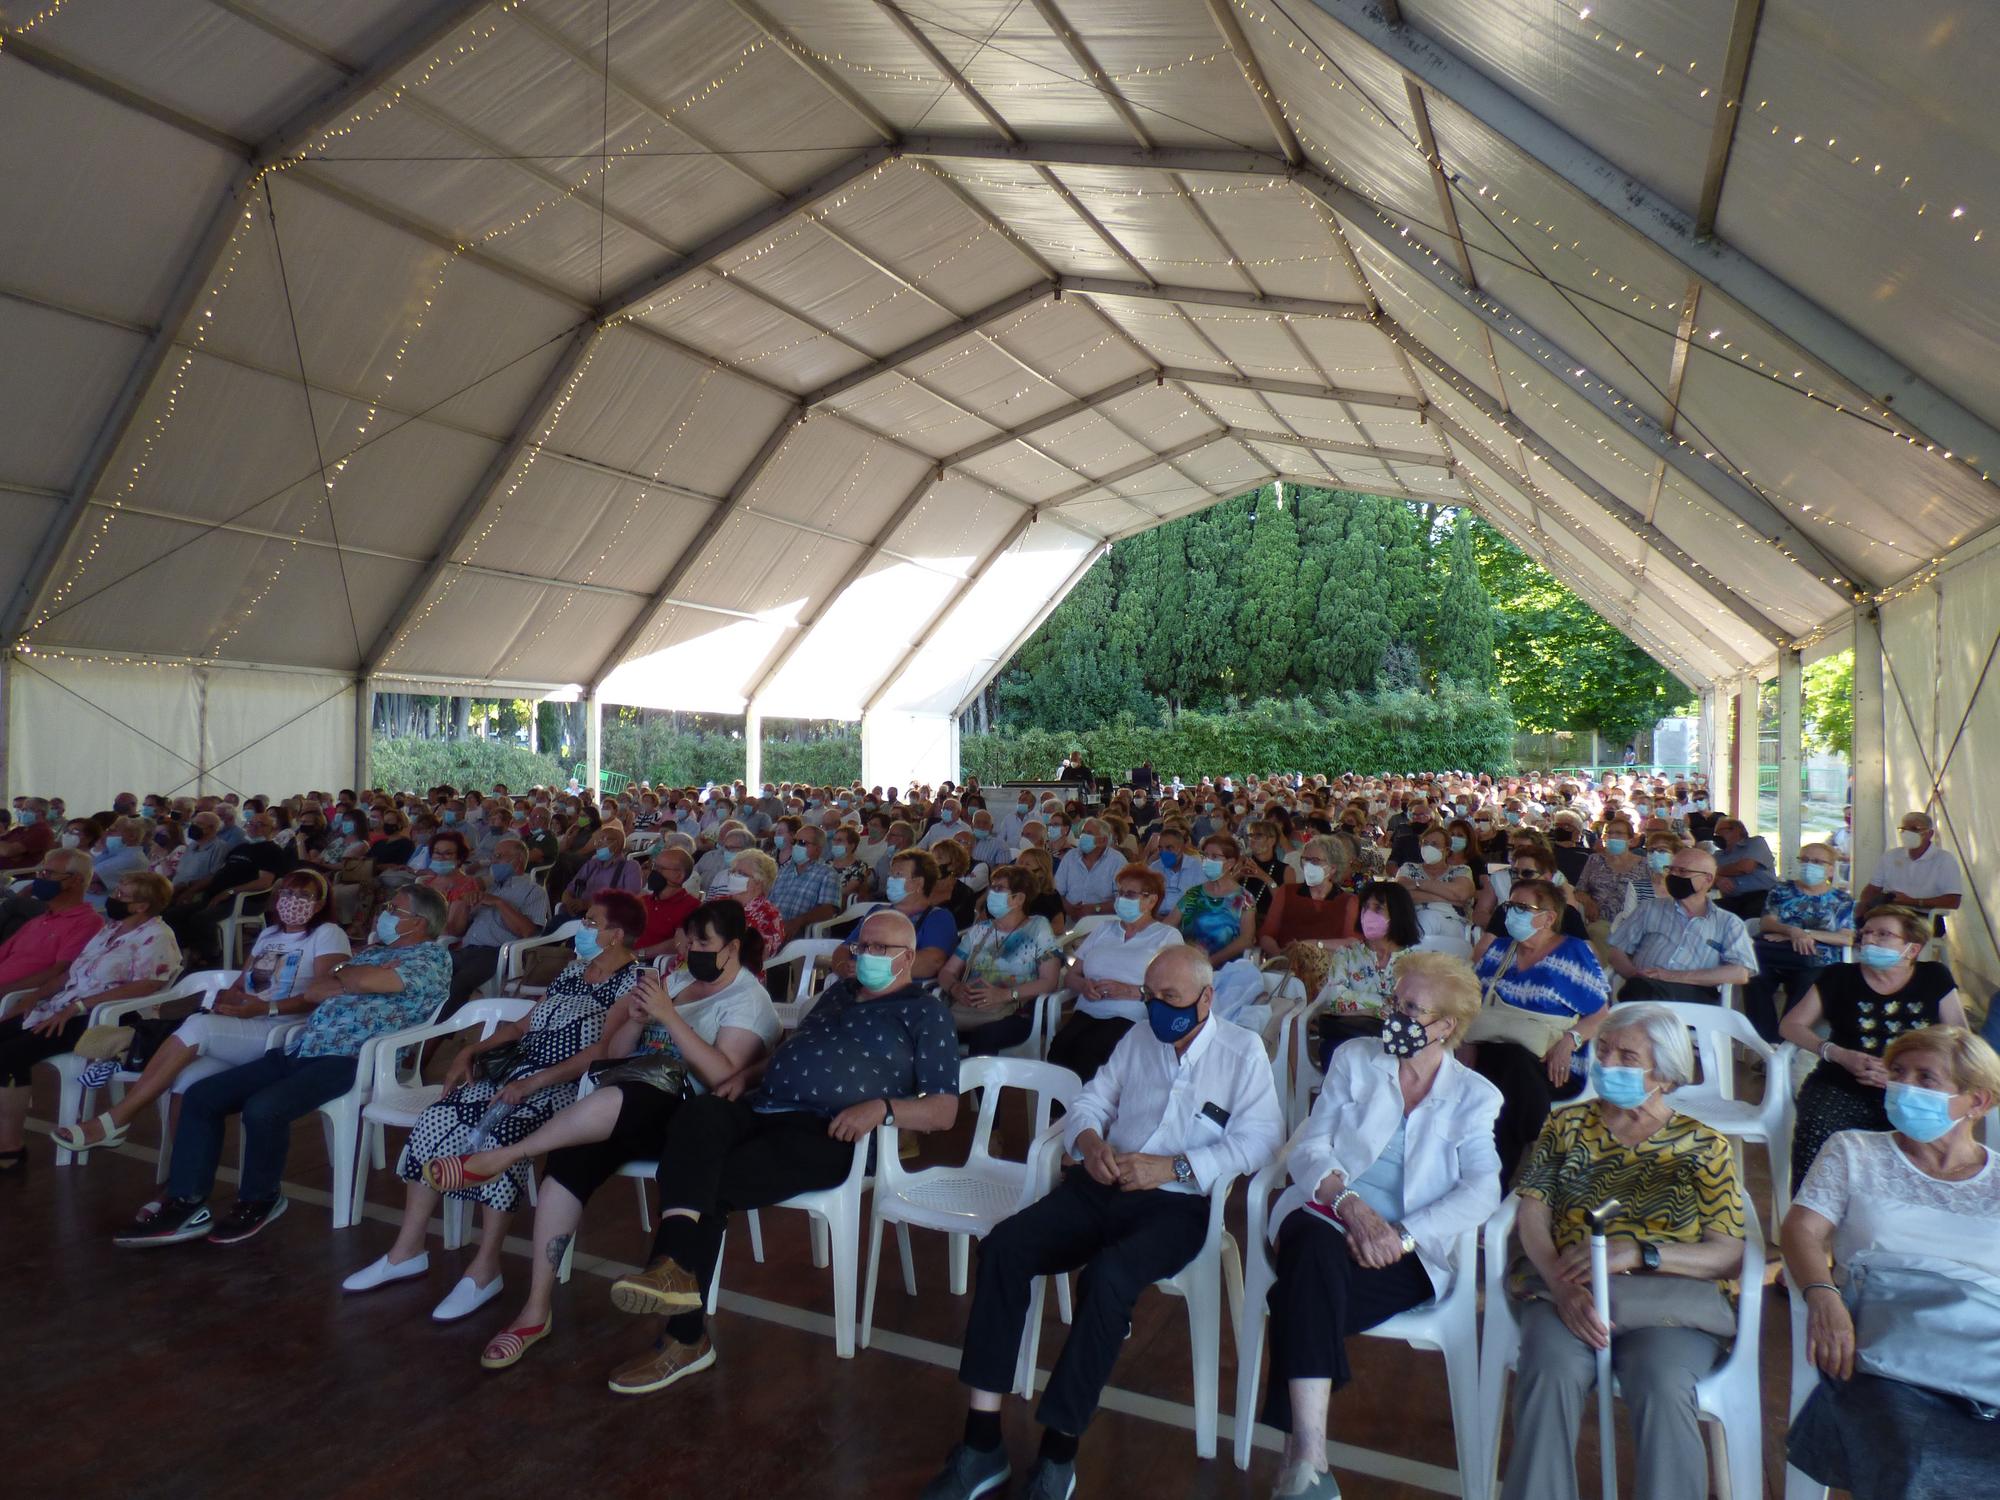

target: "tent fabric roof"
[4,0,1996,716]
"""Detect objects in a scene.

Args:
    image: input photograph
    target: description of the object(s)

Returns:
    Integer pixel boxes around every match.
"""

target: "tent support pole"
[1734,672,1763,836]
[1778,649,1804,873]
[1851,608,1887,888]
[744,707,764,792]
[354,676,374,793]
[584,691,602,796]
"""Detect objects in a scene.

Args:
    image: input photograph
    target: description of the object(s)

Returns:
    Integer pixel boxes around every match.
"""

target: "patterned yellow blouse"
[1516,1100,1745,1253]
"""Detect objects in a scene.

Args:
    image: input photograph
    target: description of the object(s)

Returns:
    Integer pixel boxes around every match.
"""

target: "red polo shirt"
[0,902,105,994]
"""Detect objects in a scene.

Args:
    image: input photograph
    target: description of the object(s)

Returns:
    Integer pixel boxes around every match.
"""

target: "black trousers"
[543,1081,681,1206]
[1045,1014,1133,1083]
[1743,942,1828,1043]
[1465,1039,1555,1185]
[1261,1211,1436,1429]
[650,1095,857,1333]
[960,1011,1033,1057]
[1718,889,1770,921]
[0,1012,85,1087]
[1618,976,1722,1005]
[444,944,503,1013]
[960,1169,1208,1435]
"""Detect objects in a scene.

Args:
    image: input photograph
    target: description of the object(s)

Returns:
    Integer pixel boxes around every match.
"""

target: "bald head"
[1142,943,1214,1049]
[855,908,918,995]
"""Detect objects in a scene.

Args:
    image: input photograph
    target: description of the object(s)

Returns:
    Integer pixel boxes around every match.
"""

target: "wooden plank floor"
[2,1073,1802,1500]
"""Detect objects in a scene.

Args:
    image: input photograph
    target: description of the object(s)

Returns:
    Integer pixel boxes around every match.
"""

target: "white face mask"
[1901,828,1925,849]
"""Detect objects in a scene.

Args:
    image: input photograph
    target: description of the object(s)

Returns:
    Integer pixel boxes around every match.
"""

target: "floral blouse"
[27,918,181,1027]
[288,941,452,1059]
[1317,942,1405,1016]
[1761,880,1856,960]
[954,915,1058,987]
[1176,884,1253,956]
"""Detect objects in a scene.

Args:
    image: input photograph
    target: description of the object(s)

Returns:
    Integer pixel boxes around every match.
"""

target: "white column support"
[1851,606,1887,887]
[354,676,374,792]
[1778,648,1803,871]
[743,706,764,792]
[1697,689,1717,793]
[584,690,602,796]
[1734,672,1763,836]
[1711,681,1736,821]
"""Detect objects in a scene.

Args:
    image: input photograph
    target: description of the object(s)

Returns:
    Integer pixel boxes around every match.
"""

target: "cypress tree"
[1234,483,1301,700]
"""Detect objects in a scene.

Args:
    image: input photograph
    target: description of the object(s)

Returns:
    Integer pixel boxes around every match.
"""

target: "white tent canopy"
[3,0,1998,982]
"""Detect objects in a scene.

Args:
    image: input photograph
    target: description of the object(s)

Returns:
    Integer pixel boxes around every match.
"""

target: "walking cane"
[1586,1198,1623,1499]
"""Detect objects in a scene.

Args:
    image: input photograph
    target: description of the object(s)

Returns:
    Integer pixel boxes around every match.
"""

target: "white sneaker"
[431,1274,503,1322]
[343,1252,429,1293]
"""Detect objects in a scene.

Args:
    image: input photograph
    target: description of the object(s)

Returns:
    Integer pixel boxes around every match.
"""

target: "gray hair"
[50,847,94,885]
[396,882,449,938]
[1598,1004,1695,1087]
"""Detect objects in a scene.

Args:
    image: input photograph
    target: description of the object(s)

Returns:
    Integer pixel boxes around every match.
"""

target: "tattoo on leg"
[545,1233,572,1268]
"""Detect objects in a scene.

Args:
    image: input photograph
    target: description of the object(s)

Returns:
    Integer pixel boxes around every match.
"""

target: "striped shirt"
[1608,895,1758,977]
[1472,936,1610,1076]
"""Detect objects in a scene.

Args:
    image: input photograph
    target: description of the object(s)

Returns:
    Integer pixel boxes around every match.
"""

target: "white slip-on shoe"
[432,1274,503,1322]
[343,1252,429,1293]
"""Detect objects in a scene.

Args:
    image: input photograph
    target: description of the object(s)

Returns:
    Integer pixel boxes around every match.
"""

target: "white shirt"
[1062,1017,1283,1194]
[1865,840,1963,901]
[1795,1129,2000,1279]
[1274,1039,1503,1300]
[1055,846,1128,908]
[1073,920,1185,1022]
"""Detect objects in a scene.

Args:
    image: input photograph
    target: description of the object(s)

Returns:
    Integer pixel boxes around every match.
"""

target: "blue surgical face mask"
[854,952,897,990]
[1605,837,1629,855]
[985,889,1012,920]
[1077,833,1096,854]
[1504,906,1541,943]
[1146,994,1201,1044]
[939,809,956,824]
[1449,835,1468,852]
[1647,849,1673,872]
[1504,811,1522,825]
[1799,861,1828,885]
[830,844,849,861]
[1158,848,1180,870]
[429,858,459,875]
[1858,943,1906,968]
[772,834,789,851]
[17,810,35,826]
[1884,1082,1958,1143]
[374,909,403,945]
[442,810,458,824]
[1114,894,1143,923]
[790,843,810,865]
[489,862,515,885]
[104,836,125,852]
[1200,856,1225,880]
[885,875,908,903]
[340,819,356,835]
[593,846,613,863]
[573,925,602,960]
[1589,1060,1653,1110]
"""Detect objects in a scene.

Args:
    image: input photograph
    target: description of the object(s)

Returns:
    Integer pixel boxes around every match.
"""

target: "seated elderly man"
[1602,846,1757,1004]
[766,821,841,942]
[0,796,56,869]
[1857,809,1963,931]
[115,884,452,1247]
[1054,817,1127,923]
[599,909,959,1395]
[443,836,550,1013]
[169,810,229,892]
[0,847,105,1012]
[166,808,294,964]
[1709,816,1777,919]
[925,944,1284,1500]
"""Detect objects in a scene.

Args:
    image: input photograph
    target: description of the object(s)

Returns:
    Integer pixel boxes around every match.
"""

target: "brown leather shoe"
[606,1332,715,1396]
[609,1255,704,1314]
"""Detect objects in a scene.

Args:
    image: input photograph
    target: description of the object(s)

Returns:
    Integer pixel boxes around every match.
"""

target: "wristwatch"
[1639,1240,1662,1273]
[1393,1222,1417,1256]
[1566,1028,1584,1051]
[881,1098,896,1127]
[1171,1153,1194,1185]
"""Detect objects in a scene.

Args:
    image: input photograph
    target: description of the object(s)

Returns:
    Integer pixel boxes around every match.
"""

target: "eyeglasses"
[1666,866,1710,879]
[1385,1001,1439,1022]
[854,941,912,958]
[1503,902,1540,916]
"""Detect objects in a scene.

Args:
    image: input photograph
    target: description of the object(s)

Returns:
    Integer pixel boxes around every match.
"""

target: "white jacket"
[1272,1037,1503,1300]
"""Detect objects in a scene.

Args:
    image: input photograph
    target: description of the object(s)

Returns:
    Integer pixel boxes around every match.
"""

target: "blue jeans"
[168,1051,357,1203]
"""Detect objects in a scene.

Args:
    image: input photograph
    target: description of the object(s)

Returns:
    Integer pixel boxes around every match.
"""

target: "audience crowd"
[0,765,1991,1500]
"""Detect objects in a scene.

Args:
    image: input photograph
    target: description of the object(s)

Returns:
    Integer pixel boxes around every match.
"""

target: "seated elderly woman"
[55,869,350,1153]
[1044,866,1183,1083]
[931,837,979,932]
[1259,834,1360,960]
[115,884,453,1247]
[1783,1024,2000,1500]
[418,828,480,939]
[1169,832,1257,965]
[0,869,178,1168]
[1572,811,1651,933]
[342,890,645,1322]
[1742,839,1854,1043]
[710,846,785,969]
[1466,877,1612,1181]
[1261,952,1502,1499]
[86,816,152,910]
[1778,904,1966,1184]
[1499,1005,1748,1500]
[560,823,643,923]
[937,863,1063,1056]
[1010,845,1067,932]
[1314,881,1423,1067]
[1394,823,1476,949]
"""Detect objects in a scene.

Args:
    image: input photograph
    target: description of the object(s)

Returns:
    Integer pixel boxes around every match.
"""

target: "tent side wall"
[861,709,958,793]
[4,654,358,808]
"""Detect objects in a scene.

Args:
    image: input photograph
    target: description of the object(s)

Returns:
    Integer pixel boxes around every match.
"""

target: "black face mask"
[104,897,132,921]
[1665,873,1698,900]
[685,949,723,983]
[646,871,670,895]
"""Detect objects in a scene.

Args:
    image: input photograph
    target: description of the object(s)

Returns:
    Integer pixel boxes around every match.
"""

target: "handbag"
[1506,1254,1738,1338]
[472,1040,524,1084]
[1848,1250,2000,1409]
[586,1053,690,1098]
[1464,943,1576,1056]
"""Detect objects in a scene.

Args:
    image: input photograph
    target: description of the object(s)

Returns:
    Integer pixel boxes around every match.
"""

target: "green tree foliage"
[1803,650,1854,758]
[1317,495,1392,693]
[1430,512,1497,687]
[1234,485,1301,699]
[996,562,1150,728]
[1179,502,1246,700]
[371,737,567,793]
[1468,523,1693,744]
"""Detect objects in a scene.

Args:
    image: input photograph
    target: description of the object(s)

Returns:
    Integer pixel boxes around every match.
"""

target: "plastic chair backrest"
[957,1055,1083,1174]
[1067,912,1119,943]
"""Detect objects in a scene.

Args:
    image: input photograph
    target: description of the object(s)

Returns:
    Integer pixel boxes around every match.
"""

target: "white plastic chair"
[216,888,270,970]
[37,969,237,1169]
[353,996,535,1246]
[860,1056,1081,1350]
[1478,1192,1766,1500]
[1650,1001,1795,1224]
[1015,1164,1243,1458]
[1232,1153,1486,1491]
[767,937,843,1029]
[495,920,581,999]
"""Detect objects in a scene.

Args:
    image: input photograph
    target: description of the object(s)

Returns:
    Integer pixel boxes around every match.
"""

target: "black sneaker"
[113,1196,212,1247]
[1022,1456,1077,1500]
[207,1195,288,1245]
[919,1443,1011,1500]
